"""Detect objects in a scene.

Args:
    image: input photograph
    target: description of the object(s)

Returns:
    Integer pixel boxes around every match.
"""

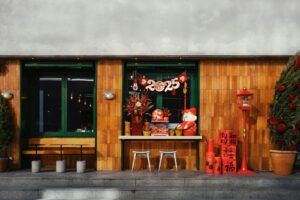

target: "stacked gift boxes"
[218,130,238,174]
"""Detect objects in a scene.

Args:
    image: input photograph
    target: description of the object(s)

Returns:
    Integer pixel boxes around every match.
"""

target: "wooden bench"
[22,138,95,155]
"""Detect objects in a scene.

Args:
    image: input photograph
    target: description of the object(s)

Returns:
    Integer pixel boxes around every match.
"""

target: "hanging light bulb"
[70,92,74,100]
[89,102,92,108]
[84,99,87,106]
[78,93,82,103]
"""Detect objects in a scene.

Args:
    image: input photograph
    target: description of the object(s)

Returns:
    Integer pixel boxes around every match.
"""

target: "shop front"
[0,57,290,172]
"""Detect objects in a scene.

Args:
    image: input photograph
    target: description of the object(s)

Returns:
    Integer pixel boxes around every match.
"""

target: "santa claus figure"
[177,108,197,136]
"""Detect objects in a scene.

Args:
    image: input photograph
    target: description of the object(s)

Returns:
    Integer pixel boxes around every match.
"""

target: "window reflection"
[67,78,94,132]
[39,78,62,132]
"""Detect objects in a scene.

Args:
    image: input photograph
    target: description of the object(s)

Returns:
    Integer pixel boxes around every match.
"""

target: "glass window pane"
[67,78,94,132]
[162,77,191,123]
[39,77,62,132]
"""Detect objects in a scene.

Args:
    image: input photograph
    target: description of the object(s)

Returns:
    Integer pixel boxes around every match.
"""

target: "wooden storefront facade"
[0,57,288,171]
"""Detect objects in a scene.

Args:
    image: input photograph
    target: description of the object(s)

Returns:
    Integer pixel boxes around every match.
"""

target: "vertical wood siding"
[199,58,287,171]
[96,60,122,170]
[0,60,20,169]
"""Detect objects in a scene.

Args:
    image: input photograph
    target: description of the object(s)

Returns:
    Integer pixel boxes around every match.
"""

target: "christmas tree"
[268,53,300,150]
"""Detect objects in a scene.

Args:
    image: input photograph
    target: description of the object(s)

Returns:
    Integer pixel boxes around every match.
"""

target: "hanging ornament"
[171,89,176,95]
[294,82,300,90]
[77,94,82,103]
[133,79,138,91]
[267,118,278,125]
[183,82,187,110]
[289,103,295,111]
[178,72,188,83]
[294,56,300,69]
[288,94,295,102]
[276,123,287,133]
[290,128,297,136]
[277,85,286,92]
[139,75,148,86]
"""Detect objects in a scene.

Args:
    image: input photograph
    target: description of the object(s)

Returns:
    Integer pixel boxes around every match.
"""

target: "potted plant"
[124,93,153,135]
[267,53,300,176]
[0,94,14,172]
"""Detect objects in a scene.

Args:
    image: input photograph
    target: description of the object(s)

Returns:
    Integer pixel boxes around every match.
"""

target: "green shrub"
[267,53,300,150]
[0,95,13,153]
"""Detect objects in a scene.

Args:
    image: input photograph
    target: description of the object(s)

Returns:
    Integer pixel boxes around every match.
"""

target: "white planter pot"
[31,160,41,173]
[56,160,66,173]
[76,160,86,173]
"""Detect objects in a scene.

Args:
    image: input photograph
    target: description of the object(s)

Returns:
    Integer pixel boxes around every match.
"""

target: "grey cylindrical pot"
[76,160,86,173]
[56,160,66,173]
[31,160,41,173]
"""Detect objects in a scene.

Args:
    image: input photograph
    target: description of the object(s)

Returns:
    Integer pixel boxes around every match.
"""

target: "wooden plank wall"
[97,60,122,170]
[199,58,287,171]
[0,60,20,169]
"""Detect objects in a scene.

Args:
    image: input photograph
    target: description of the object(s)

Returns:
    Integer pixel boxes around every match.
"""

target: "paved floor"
[0,169,299,180]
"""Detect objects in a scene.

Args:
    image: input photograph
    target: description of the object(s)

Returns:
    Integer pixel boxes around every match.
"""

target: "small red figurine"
[176,108,197,136]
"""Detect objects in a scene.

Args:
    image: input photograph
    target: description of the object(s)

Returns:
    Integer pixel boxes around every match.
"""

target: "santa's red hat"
[182,107,197,116]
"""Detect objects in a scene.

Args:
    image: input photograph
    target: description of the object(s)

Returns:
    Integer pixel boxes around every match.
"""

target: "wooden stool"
[158,151,178,172]
[131,151,151,172]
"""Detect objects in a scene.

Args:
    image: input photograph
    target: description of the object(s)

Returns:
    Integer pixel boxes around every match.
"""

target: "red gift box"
[221,145,236,158]
[222,158,237,174]
[218,130,238,146]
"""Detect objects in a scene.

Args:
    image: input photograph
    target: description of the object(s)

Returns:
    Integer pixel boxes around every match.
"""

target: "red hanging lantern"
[178,72,188,83]
[237,88,253,111]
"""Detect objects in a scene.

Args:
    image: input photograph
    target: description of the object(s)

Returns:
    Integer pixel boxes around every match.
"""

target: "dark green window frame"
[21,62,97,138]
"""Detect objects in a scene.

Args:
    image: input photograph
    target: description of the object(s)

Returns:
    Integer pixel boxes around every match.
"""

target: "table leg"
[80,145,83,161]
[35,145,38,160]
[60,145,63,160]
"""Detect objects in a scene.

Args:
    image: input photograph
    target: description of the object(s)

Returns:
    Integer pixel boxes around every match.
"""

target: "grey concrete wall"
[0,0,299,56]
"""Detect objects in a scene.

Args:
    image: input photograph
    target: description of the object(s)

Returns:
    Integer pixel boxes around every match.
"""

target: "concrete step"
[0,171,299,200]
[0,186,300,200]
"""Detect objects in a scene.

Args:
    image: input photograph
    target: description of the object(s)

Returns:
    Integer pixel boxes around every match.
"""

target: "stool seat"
[158,150,178,172]
[131,151,151,172]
